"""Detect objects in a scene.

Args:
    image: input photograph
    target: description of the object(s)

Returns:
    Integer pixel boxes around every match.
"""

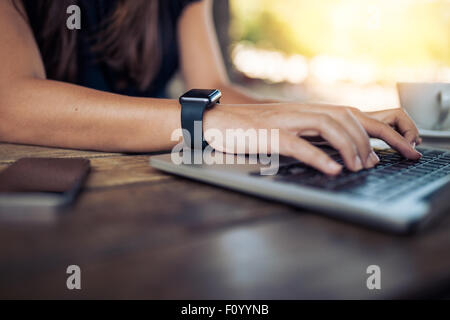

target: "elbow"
[0,76,48,144]
[0,88,7,140]
[0,84,22,143]
[0,101,12,143]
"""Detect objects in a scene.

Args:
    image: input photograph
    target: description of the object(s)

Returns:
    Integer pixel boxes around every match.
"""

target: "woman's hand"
[204,103,422,175]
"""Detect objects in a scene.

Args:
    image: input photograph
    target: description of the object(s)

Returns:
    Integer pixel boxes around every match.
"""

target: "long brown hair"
[14,0,161,91]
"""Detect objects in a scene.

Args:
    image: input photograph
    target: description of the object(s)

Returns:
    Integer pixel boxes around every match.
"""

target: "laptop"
[149,141,450,233]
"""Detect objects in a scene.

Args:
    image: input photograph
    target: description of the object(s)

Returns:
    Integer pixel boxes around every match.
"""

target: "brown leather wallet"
[0,158,90,207]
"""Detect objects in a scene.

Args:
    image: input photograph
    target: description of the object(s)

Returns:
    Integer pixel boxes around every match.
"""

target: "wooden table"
[1,141,450,299]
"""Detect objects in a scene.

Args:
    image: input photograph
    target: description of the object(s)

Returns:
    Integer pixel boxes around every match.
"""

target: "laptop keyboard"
[263,148,450,201]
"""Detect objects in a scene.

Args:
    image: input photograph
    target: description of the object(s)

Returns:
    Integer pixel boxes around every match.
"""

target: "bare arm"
[177,0,270,104]
[0,0,421,175]
[178,0,421,175]
[0,0,181,152]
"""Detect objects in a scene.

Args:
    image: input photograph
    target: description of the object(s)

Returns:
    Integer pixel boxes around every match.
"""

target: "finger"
[279,132,342,175]
[368,109,421,146]
[417,137,423,145]
[290,105,377,168]
[335,108,377,168]
[274,112,363,171]
[358,115,422,160]
[311,114,364,171]
[392,109,421,146]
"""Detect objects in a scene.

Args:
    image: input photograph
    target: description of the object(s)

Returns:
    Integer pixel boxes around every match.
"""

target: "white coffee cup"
[397,82,450,130]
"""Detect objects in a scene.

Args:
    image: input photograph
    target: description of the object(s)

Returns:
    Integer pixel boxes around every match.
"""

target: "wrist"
[179,89,222,149]
[203,103,233,129]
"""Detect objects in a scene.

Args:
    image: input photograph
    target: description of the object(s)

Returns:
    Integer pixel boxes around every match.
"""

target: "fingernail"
[410,141,416,149]
[328,161,342,172]
[366,151,380,168]
[354,156,363,171]
[371,151,380,163]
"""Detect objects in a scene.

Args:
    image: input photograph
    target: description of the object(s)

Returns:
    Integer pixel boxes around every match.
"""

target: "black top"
[22,0,200,98]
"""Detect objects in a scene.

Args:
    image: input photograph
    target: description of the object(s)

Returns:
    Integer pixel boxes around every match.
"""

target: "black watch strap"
[181,101,211,149]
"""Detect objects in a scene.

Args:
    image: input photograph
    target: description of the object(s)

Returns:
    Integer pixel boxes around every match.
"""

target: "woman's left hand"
[364,108,422,148]
[294,104,422,153]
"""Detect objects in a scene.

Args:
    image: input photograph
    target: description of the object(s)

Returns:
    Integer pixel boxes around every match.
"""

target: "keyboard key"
[263,148,450,200]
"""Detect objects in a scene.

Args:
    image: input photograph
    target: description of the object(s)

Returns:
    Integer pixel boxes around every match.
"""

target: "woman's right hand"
[204,103,422,175]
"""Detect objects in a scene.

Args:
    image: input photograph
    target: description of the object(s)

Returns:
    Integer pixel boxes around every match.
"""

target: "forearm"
[0,78,182,152]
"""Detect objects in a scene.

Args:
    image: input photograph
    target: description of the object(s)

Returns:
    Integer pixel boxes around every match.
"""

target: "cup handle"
[434,90,450,130]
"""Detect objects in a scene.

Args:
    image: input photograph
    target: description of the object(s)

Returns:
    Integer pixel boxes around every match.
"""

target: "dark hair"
[14,0,161,90]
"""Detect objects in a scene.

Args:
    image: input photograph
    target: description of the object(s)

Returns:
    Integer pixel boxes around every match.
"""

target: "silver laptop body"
[150,144,450,233]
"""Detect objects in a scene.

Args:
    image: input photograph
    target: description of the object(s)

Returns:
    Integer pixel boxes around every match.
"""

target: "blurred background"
[172,0,450,111]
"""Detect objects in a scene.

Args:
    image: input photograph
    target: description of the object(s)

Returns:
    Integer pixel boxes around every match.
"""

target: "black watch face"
[180,89,221,104]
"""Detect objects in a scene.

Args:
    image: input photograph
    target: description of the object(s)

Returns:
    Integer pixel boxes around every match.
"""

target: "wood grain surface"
[1,141,450,299]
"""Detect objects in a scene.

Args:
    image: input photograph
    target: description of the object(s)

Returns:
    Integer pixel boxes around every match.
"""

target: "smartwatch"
[180,89,222,149]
